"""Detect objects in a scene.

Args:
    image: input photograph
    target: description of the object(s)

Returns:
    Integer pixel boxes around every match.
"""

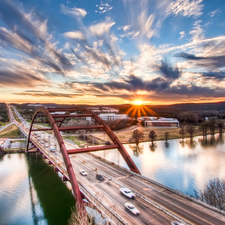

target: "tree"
[131,129,144,146]
[0,145,4,156]
[164,132,169,142]
[209,119,217,135]
[199,121,210,137]
[149,130,157,145]
[179,126,186,139]
[194,178,225,210]
[186,125,196,138]
[217,121,224,134]
[178,111,199,124]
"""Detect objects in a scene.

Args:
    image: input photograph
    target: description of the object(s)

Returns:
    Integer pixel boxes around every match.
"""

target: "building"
[86,113,128,121]
[142,117,179,127]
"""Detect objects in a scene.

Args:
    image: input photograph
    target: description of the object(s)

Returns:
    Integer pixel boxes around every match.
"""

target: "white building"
[86,113,128,121]
[141,117,179,127]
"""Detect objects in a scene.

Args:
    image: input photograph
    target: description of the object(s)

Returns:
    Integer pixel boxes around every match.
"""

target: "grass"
[0,122,9,127]
[93,125,224,144]
[63,135,87,146]
[0,124,20,138]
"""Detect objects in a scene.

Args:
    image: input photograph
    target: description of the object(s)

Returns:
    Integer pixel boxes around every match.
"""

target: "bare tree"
[179,126,186,139]
[186,125,196,139]
[209,119,217,135]
[131,129,144,146]
[164,132,169,142]
[199,121,210,137]
[217,121,224,134]
[68,203,91,225]
[149,130,157,145]
[194,178,225,210]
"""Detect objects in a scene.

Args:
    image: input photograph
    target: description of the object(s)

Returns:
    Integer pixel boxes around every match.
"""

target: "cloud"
[0,0,73,75]
[158,60,181,80]
[61,5,87,18]
[179,31,185,39]
[89,19,115,36]
[14,91,82,98]
[189,20,204,42]
[123,25,131,31]
[96,3,113,14]
[0,66,49,88]
[64,31,84,40]
[168,0,204,18]
[209,8,220,18]
[177,52,225,70]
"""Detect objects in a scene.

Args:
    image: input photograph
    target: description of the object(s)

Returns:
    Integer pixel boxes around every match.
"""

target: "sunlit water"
[0,153,75,225]
[93,133,225,196]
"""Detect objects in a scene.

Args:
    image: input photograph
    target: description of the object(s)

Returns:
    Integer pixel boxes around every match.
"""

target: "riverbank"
[2,148,25,154]
[93,125,224,144]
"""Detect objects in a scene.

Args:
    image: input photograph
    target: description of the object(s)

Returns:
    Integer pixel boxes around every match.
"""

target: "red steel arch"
[27,107,140,205]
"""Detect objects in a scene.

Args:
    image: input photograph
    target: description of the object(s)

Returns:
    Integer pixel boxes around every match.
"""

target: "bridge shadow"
[26,153,75,225]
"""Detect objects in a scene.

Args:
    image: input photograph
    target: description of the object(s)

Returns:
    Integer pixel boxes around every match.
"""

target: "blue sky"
[0,0,225,105]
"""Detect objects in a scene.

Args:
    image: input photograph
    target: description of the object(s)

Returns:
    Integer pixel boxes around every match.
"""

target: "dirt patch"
[0,125,20,138]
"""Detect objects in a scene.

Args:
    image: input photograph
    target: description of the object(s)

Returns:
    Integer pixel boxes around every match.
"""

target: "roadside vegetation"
[0,103,9,123]
[10,106,22,123]
[0,124,20,138]
[194,178,225,211]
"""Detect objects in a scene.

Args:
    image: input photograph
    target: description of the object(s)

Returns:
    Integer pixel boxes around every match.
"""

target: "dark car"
[96,173,105,181]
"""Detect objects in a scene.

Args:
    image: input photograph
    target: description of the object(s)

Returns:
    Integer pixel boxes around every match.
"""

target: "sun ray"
[142,105,159,117]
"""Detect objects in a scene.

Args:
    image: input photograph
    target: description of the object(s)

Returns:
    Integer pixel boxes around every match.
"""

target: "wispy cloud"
[179,31,186,39]
[61,5,87,18]
[168,0,204,18]
[95,3,113,14]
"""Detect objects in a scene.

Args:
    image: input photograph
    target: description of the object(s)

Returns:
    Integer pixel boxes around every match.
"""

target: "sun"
[132,100,143,105]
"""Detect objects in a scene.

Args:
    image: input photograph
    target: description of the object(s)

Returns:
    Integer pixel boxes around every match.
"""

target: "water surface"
[93,133,225,196]
[0,153,75,225]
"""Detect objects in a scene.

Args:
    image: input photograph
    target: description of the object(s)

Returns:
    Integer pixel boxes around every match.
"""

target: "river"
[0,153,75,225]
[93,133,225,196]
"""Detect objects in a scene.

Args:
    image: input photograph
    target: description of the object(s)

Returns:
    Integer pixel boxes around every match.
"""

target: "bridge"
[6,104,225,225]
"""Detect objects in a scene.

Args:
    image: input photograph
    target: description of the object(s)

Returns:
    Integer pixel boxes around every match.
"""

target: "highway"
[7,104,225,225]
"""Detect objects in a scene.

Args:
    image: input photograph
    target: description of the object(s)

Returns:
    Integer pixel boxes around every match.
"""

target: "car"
[124,202,140,215]
[171,221,185,225]
[50,145,56,152]
[80,170,87,176]
[119,187,135,199]
[96,173,105,181]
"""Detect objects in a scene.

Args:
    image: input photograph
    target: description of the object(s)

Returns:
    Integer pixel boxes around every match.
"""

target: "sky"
[0,0,225,105]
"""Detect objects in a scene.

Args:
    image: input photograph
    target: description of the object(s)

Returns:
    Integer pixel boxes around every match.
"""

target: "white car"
[171,221,185,225]
[50,145,56,152]
[119,187,135,199]
[124,202,140,215]
[80,170,87,176]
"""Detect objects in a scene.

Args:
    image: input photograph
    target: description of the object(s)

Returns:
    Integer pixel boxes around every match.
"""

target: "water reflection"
[129,144,144,157]
[149,143,157,152]
[93,133,225,196]
[199,134,224,148]
[0,153,75,225]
